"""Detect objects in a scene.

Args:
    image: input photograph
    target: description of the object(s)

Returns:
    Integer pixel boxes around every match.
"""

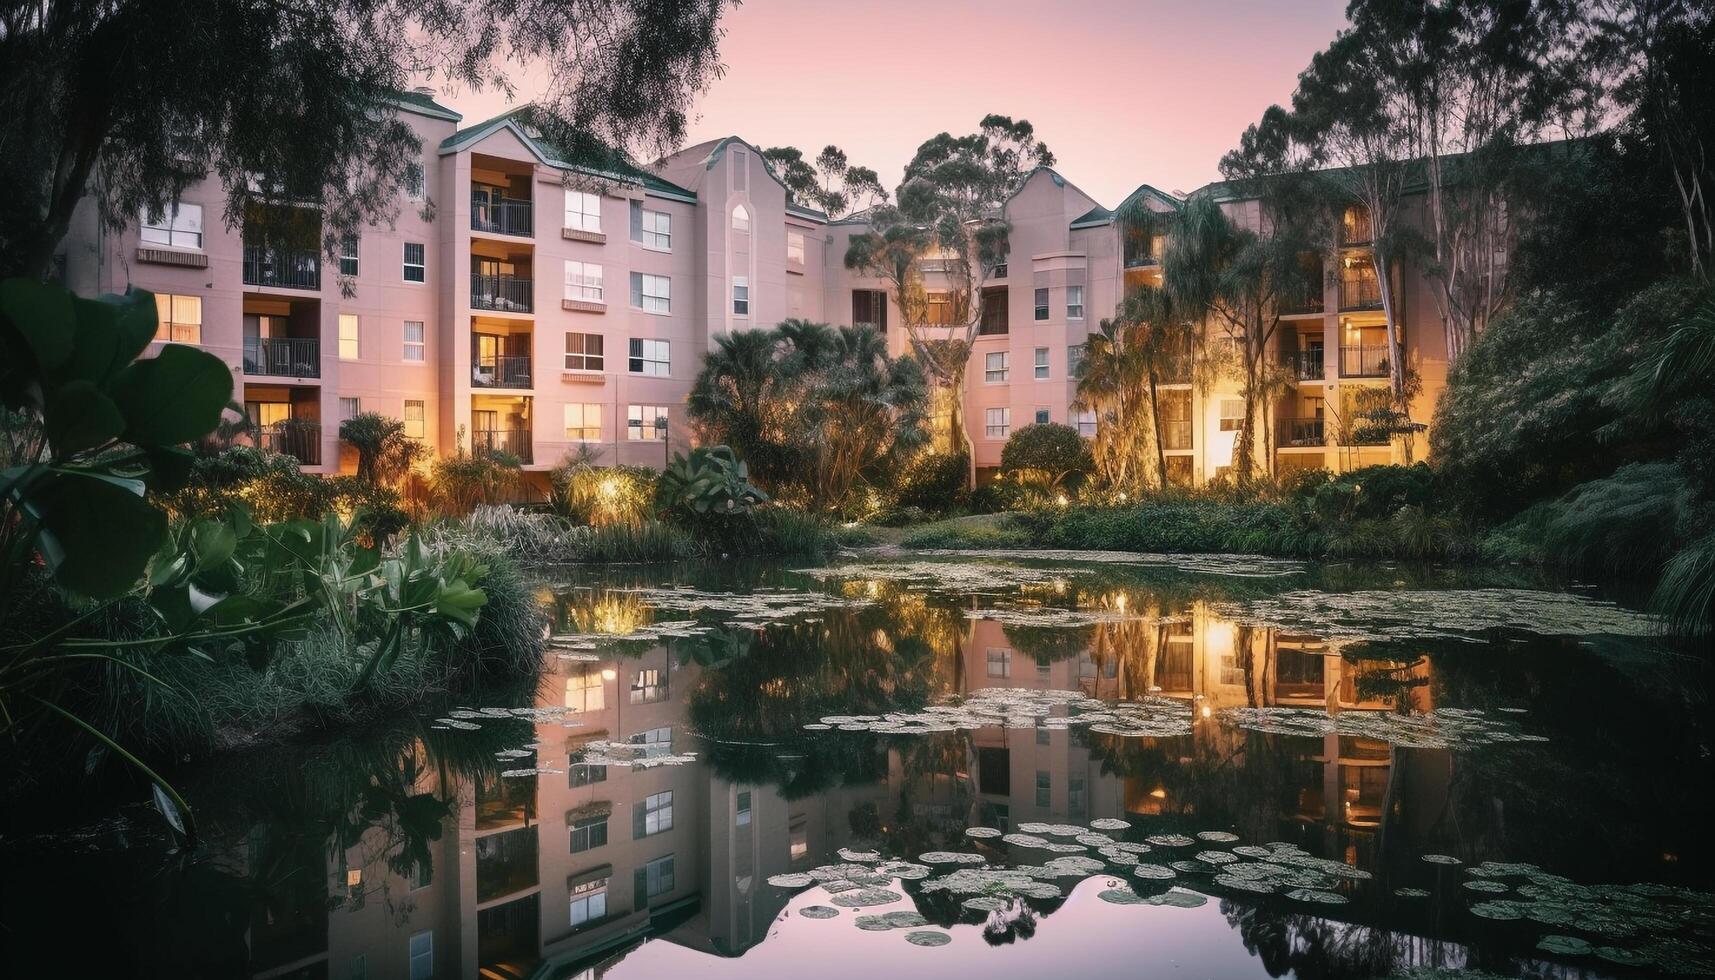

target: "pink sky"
[443,0,1351,209]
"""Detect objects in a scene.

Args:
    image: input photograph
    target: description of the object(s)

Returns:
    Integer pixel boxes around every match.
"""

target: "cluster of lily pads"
[567,739,699,770]
[805,687,1193,738]
[796,560,1070,593]
[549,619,708,649]
[1220,705,1548,750]
[1212,588,1658,643]
[909,549,1307,579]
[618,585,872,623]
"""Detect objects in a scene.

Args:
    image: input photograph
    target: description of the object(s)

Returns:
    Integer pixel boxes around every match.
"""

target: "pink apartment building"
[61,92,1445,490]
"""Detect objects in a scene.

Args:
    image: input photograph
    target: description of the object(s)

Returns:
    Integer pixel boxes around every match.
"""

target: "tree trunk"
[1147,372,1167,490]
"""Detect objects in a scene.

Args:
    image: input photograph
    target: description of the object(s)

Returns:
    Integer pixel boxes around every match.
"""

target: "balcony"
[1280,292,1325,316]
[1279,417,1326,448]
[243,337,320,378]
[473,354,533,389]
[1342,207,1373,245]
[1340,274,1383,310]
[1124,233,1164,269]
[1340,345,1390,378]
[471,273,533,313]
[473,427,533,464]
[472,195,533,237]
[1282,350,1325,381]
[255,420,322,465]
[243,246,320,290]
[1161,419,1193,451]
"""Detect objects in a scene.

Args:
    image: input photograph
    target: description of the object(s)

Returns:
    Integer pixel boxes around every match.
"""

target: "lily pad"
[904,930,952,947]
[1537,935,1593,956]
[800,905,840,919]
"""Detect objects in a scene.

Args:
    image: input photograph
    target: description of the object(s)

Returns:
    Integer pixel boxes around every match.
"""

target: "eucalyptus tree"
[0,0,734,279]
[760,145,890,218]
[844,116,1053,485]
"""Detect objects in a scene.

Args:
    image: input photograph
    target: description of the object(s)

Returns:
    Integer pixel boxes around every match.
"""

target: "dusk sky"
[445,0,1353,209]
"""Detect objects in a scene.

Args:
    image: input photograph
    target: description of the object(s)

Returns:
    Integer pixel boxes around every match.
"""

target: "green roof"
[438,107,697,201]
[1071,183,1183,229]
[386,89,462,123]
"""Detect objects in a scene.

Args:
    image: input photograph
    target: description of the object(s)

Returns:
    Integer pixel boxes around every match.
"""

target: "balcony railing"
[1282,350,1325,381]
[471,273,533,313]
[1161,419,1193,451]
[243,337,320,377]
[471,196,533,237]
[1280,292,1325,315]
[243,246,320,290]
[472,355,533,389]
[1340,275,1383,310]
[1279,417,1326,448]
[255,420,322,465]
[473,427,533,464]
[1340,344,1390,378]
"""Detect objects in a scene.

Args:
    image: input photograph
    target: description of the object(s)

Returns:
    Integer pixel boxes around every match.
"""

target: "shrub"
[999,423,1093,490]
[553,461,656,527]
[656,445,768,521]
[338,411,426,485]
[891,451,968,511]
[429,452,522,513]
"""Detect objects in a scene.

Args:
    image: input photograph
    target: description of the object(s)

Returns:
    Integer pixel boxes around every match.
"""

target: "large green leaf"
[110,344,234,446]
[0,278,76,370]
[57,296,123,386]
[109,288,160,372]
[29,471,168,598]
[43,380,125,457]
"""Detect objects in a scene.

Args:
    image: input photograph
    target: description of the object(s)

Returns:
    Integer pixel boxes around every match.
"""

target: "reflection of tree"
[1224,903,1438,979]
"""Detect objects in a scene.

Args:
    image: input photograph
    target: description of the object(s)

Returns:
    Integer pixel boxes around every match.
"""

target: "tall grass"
[433,504,833,564]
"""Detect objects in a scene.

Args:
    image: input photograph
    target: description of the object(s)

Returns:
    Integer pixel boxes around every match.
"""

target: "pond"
[4,551,1712,979]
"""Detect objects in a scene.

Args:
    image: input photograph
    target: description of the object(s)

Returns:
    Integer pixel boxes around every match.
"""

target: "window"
[404,400,425,439]
[926,291,954,325]
[1037,725,1051,746]
[629,272,670,314]
[628,404,668,440]
[640,855,676,906]
[1219,398,1245,432]
[1066,285,1085,320]
[787,231,805,263]
[569,874,608,925]
[1035,408,1051,425]
[564,332,604,372]
[986,648,1012,678]
[736,791,752,827]
[1069,775,1087,818]
[985,407,1010,439]
[565,190,602,233]
[731,205,750,232]
[1035,771,1051,807]
[340,397,360,421]
[408,931,433,980]
[405,162,425,201]
[630,668,666,704]
[140,202,203,249]
[852,290,888,331]
[984,351,1009,383]
[732,277,749,316]
[564,403,601,441]
[1034,347,1050,379]
[639,791,674,836]
[339,314,359,359]
[403,321,425,362]
[1068,343,1086,378]
[152,293,202,343]
[1075,409,1097,437]
[570,816,609,854]
[403,242,425,282]
[630,202,671,250]
[1034,287,1050,320]
[628,338,670,376]
[340,234,359,276]
[632,726,672,748]
[564,261,604,303]
[569,763,607,787]
[565,670,605,711]
[411,854,432,890]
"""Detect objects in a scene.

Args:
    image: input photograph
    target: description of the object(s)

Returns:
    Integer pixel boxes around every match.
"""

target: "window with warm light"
[565,670,605,711]
[403,399,425,439]
[564,332,604,371]
[152,293,202,343]
[564,403,601,441]
[338,314,359,359]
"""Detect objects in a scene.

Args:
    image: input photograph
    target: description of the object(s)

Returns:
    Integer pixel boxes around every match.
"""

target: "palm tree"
[686,327,786,484]
[1075,286,1195,491]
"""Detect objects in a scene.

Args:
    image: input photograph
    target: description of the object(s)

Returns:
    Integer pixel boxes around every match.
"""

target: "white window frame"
[140,202,204,250]
[404,399,425,439]
[644,855,675,897]
[984,351,1009,384]
[339,234,359,276]
[565,260,604,303]
[627,404,668,440]
[1075,408,1097,437]
[632,202,672,251]
[1034,347,1050,379]
[1035,407,1052,425]
[1034,287,1050,320]
[339,397,360,421]
[642,790,674,835]
[630,272,670,315]
[338,314,359,360]
[731,204,750,232]
[732,276,749,316]
[986,648,1012,678]
[564,190,602,233]
[985,407,1010,440]
[403,320,425,362]
[564,403,602,442]
[628,338,670,377]
[1219,398,1245,432]
[153,293,202,344]
[787,230,805,263]
[564,332,604,372]
[1066,284,1085,320]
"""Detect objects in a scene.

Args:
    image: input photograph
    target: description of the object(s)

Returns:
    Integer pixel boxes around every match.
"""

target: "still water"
[5,551,1712,979]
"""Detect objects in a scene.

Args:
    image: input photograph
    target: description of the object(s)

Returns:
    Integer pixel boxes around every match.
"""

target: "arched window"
[732,204,750,233]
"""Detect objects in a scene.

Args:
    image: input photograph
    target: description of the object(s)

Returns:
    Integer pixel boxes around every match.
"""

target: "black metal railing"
[1124,240,1160,268]
[1340,274,1383,310]
[1161,419,1193,451]
[471,196,533,237]
[472,427,532,464]
[243,337,320,377]
[255,420,322,465]
[1279,417,1326,447]
[471,273,533,313]
[472,355,532,389]
[1281,292,1325,315]
[242,246,320,290]
[1340,345,1390,378]
[1282,350,1325,381]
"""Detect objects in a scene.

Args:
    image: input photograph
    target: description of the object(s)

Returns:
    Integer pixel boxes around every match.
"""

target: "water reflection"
[5,559,1709,978]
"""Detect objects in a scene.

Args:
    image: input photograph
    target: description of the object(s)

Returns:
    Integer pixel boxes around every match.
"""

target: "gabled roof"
[386,88,462,123]
[654,135,831,223]
[1070,183,1183,229]
[438,107,697,202]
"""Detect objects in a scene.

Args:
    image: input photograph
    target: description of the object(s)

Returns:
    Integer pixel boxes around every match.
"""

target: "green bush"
[891,451,968,511]
[899,515,1031,549]
[999,423,1093,490]
[552,461,656,527]
[429,452,522,513]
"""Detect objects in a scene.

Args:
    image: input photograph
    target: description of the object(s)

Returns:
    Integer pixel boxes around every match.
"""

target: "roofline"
[385,95,463,124]
[438,109,697,200]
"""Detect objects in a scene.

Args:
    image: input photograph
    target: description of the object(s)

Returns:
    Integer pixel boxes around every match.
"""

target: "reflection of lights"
[1200,705,1212,718]
[346,869,362,887]
[1055,493,1069,507]
[1150,788,1167,799]
[598,477,621,500]
[601,668,617,681]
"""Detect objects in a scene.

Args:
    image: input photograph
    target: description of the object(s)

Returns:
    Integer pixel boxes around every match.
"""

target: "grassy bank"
[433,503,838,565]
